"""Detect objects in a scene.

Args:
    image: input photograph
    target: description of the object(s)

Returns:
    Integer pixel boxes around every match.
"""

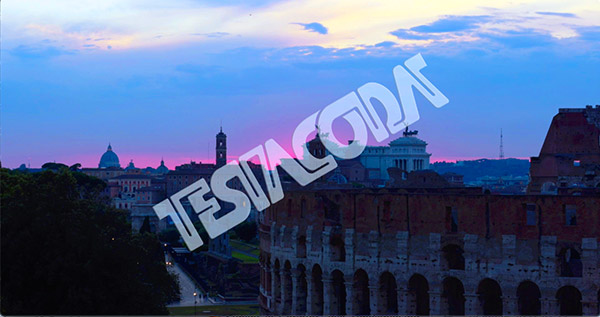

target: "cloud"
[480,29,556,49]
[10,43,76,59]
[191,32,230,38]
[410,15,492,33]
[576,26,600,42]
[293,22,328,35]
[390,29,438,40]
[535,11,577,18]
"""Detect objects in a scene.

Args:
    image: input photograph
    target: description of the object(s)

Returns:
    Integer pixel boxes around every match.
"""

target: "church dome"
[156,159,169,174]
[99,144,121,168]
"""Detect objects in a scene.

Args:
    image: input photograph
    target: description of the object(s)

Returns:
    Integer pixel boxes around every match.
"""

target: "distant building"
[529,106,600,194]
[360,129,431,181]
[99,144,121,168]
[216,127,227,168]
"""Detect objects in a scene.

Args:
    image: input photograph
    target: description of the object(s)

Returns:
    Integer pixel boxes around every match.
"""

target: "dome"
[99,144,121,168]
[156,159,169,174]
[389,136,427,146]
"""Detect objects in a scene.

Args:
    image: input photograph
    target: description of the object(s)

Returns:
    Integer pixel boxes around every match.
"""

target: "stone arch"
[273,259,281,306]
[296,264,307,315]
[556,285,582,315]
[297,235,307,258]
[330,235,346,262]
[311,264,324,315]
[379,271,398,314]
[517,280,541,315]
[330,269,346,315]
[442,244,465,270]
[353,269,370,315]
[282,260,292,314]
[477,278,503,315]
[558,247,582,277]
[407,274,429,315]
[442,276,465,315]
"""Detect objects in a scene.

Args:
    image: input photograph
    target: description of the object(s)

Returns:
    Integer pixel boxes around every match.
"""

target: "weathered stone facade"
[259,189,600,315]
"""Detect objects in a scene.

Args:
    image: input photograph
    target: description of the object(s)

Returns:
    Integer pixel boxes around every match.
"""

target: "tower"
[216,126,227,167]
[499,129,505,159]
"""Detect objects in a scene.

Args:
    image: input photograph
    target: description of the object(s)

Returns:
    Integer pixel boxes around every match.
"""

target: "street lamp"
[193,292,197,315]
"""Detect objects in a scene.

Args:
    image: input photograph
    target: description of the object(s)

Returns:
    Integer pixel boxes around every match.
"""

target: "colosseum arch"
[556,285,582,315]
[311,264,324,315]
[407,274,429,315]
[517,280,541,315]
[353,269,370,315]
[330,270,346,315]
[378,271,398,314]
[295,264,307,315]
[297,235,307,258]
[441,244,465,270]
[273,259,281,307]
[330,235,346,262]
[282,261,293,314]
[442,276,465,315]
[558,247,583,277]
[477,278,503,315]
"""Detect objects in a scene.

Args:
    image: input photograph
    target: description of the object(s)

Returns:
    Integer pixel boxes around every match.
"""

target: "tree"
[1,168,180,315]
[234,221,257,242]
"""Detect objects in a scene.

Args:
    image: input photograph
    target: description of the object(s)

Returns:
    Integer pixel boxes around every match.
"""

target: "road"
[165,253,219,307]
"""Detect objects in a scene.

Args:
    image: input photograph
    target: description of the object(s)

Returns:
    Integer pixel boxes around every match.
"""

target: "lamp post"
[193,292,197,315]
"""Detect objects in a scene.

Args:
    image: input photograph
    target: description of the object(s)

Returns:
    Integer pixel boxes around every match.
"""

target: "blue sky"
[2,0,599,168]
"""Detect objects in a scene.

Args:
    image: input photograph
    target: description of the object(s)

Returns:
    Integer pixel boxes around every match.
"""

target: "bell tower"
[216,126,227,167]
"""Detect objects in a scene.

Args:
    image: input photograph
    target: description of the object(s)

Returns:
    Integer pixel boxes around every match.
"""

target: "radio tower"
[499,129,505,159]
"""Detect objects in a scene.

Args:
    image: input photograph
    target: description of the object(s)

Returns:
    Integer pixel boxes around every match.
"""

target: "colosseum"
[258,188,600,315]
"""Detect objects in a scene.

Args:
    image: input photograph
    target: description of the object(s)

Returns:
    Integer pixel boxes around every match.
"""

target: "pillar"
[429,288,442,315]
[397,287,409,314]
[306,274,313,315]
[323,278,333,315]
[369,284,379,315]
[464,293,478,315]
[280,270,288,314]
[291,271,299,315]
[344,276,354,315]
[541,297,558,315]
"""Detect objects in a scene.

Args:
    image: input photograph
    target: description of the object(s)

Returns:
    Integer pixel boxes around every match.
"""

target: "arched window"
[442,244,465,270]
[559,247,582,277]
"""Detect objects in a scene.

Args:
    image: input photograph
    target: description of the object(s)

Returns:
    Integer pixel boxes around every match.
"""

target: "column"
[271,269,278,312]
[464,293,478,315]
[265,266,272,310]
[429,289,442,315]
[397,287,409,314]
[582,295,598,316]
[323,278,333,315]
[369,284,379,315]
[541,297,558,315]
[306,274,314,315]
[344,276,354,315]
[291,271,299,315]
[502,294,517,315]
[280,270,288,314]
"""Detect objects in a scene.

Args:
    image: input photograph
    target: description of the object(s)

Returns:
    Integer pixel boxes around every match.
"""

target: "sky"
[2,0,600,169]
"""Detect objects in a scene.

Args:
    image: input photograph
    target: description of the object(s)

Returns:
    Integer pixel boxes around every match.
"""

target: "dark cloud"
[293,22,328,35]
[535,11,577,18]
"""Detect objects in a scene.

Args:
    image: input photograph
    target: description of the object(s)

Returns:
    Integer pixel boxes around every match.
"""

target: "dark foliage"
[1,168,180,315]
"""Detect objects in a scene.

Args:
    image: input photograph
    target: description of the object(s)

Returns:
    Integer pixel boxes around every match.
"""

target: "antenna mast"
[499,128,505,159]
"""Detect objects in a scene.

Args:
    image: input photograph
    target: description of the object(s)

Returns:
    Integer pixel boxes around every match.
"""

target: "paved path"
[165,253,218,307]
